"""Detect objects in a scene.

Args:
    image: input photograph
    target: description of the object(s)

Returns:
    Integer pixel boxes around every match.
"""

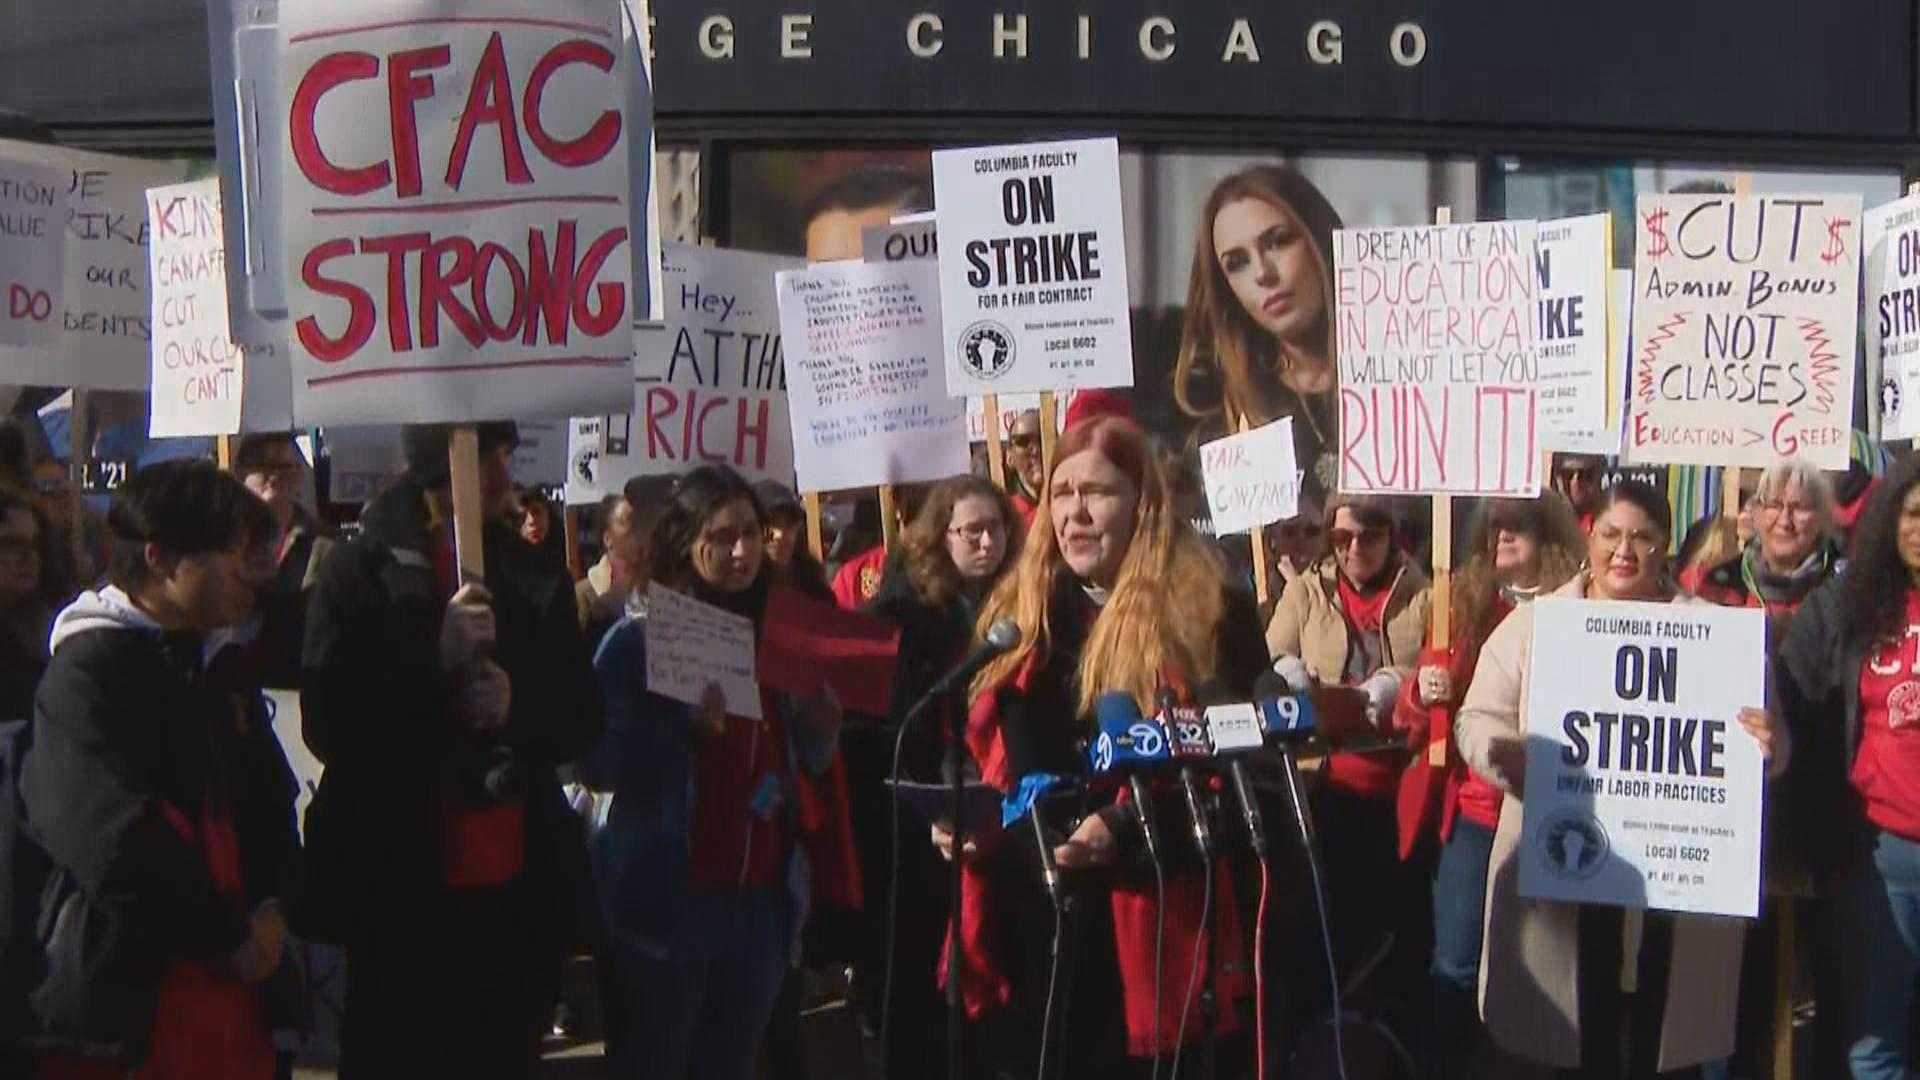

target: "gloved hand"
[1360,671,1403,730]
[1273,655,1314,694]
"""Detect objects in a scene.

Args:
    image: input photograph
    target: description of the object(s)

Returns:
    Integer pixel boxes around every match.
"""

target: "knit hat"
[1063,388,1133,432]
[400,421,520,488]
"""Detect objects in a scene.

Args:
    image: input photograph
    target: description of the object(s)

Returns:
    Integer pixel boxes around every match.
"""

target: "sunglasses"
[1008,433,1041,450]
[1330,526,1388,550]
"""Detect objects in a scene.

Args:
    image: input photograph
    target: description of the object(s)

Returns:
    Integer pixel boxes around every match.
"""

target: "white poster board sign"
[932,137,1134,394]
[1625,194,1861,468]
[1866,194,1920,441]
[775,259,967,493]
[0,158,65,348]
[513,418,568,490]
[629,244,802,485]
[645,583,761,720]
[1200,418,1300,536]
[1537,214,1616,455]
[1521,599,1767,918]
[0,140,192,389]
[279,0,635,426]
[1335,220,1543,496]
[862,218,937,264]
[147,180,244,437]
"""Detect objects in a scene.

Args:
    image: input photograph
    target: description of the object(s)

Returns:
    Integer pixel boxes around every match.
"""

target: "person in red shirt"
[1776,454,1920,1080]
[1391,494,1585,1078]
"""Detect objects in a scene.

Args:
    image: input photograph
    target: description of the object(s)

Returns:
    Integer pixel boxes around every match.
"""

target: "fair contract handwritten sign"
[1200,417,1300,536]
[645,583,761,721]
[1521,599,1767,918]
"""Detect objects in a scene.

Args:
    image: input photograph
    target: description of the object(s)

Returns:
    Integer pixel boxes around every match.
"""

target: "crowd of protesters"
[0,394,1910,1080]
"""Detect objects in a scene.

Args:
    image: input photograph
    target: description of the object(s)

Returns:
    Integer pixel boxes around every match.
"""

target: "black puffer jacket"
[1773,576,1878,887]
[300,478,601,943]
[865,561,983,779]
[20,591,301,1061]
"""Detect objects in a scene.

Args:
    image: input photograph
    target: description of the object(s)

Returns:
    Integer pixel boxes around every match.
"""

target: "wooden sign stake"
[1039,391,1061,475]
[1241,414,1273,606]
[1429,205,1455,768]
[804,491,825,563]
[447,426,487,585]
[982,393,1007,489]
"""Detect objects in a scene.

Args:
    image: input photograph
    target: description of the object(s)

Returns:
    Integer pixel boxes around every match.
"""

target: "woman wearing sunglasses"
[1265,493,1432,1033]
[1457,481,1784,1078]
[1391,495,1585,1077]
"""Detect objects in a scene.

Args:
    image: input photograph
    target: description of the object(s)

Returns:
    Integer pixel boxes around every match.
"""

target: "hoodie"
[22,586,296,1072]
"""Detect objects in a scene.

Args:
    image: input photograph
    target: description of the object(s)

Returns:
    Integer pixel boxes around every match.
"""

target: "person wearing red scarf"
[1264,493,1431,1041]
[953,416,1268,1077]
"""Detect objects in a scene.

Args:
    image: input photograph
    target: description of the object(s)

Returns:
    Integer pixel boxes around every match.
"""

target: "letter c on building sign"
[1390,22,1427,67]
[1306,20,1343,65]
[1139,17,1176,62]
[699,15,735,59]
[908,13,944,58]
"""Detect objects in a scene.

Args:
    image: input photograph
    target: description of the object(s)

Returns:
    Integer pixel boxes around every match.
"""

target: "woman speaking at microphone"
[1455,481,1785,1079]
[955,414,1269,1078]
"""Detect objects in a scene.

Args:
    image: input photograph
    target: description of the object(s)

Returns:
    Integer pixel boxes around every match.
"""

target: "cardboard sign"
[1521,599,1767,918]
[759,585,900,717]
[1200,417,1300,536]
[0,140,192,390]
[1335,220,1543,496]
[775,259,968,493]
[279,0,635,426]
[630,244,802,485]
[513,417,568,489]
[1625,194,1861,468]
[862,218,937,265]
[146,180,244,437]
[0,158,65,348]
[645,583,761,720]
[932,137,1134,394]
[1866,193,1920,441]
[1536,214,1616,455]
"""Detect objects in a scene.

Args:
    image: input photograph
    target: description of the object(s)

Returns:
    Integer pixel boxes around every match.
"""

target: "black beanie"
[400,421,520,488]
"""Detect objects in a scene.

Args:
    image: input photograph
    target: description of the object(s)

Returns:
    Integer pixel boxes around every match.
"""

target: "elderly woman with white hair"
[1681,458,1842,635]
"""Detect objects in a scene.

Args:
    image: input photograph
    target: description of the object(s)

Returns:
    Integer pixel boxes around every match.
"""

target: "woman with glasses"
[855,476,1020,1077]
[227,435,332,691]
[1391,495,1585,1077]
[1262,494,1325,592]
[1265,493,1432,1036]
[1682,460,1840,632]
[584,466,857,1080]
[1458,481,1785,1078]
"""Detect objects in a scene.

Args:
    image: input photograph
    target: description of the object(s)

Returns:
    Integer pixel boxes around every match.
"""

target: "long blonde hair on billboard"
[970,416,1230,719]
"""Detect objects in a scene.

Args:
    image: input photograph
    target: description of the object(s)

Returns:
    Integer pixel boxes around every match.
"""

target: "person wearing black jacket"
[21,460,300,1079]
[853,476,1020,1077]
[301,422,602,1079]
[229,433,332,691]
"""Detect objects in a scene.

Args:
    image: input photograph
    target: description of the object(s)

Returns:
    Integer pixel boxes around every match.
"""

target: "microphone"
[1092,691,1166,868]
[902,618,1022,729]
[1162,689,1217,861]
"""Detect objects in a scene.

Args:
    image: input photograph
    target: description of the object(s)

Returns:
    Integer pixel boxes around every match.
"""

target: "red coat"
[950,655,1249,1057]
[1394,598,1514,858]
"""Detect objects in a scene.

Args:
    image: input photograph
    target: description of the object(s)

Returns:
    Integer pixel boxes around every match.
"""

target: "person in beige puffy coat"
[1455,480,1788,1077]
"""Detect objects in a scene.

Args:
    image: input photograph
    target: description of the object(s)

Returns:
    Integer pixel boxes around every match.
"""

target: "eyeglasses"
[1754,499,1817,521]
[948,521,1006,545]
[1329,526,1388,550]
[1008,433,1041,451]
[1592,525,1661,555]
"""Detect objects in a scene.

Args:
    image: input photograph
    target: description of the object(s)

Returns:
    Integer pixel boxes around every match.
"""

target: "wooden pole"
[1242,414,1273,606]
[1429,206,1455,768]
[878,484,901,551]
[804,491,825,563]
[216,435,236,470]
[1039,391,1061,475]
[447,427,486,586]
[982,393,1007,489]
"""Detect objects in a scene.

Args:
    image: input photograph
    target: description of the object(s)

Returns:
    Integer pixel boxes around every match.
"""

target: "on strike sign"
[279,0,634,426]
[1521,599,1767,918]
[1626,194,1861,469]
[1335,220,1542,496]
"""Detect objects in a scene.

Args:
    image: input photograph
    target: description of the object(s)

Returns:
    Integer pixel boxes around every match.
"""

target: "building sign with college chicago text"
[647,0,1910,141]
